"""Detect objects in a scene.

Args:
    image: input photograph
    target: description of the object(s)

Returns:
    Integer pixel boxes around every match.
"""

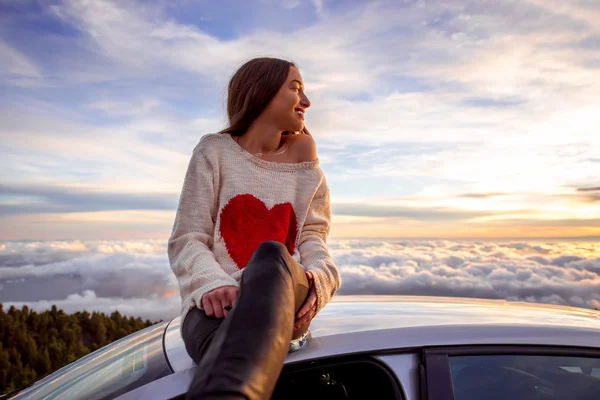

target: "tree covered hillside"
[0,304,157,395]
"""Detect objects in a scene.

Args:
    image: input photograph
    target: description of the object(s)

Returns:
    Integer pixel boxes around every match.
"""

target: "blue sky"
[1,0,600,240]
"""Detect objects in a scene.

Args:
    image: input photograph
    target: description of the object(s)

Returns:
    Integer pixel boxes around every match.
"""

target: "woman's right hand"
[201,286,239,318]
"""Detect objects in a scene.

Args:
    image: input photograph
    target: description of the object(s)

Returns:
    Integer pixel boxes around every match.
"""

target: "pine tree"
[0,304,156,395]
[0,343,12,393]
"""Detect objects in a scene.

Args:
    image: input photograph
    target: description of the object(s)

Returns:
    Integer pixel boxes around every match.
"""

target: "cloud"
[312,0,323,14]
[458,193,510,199]
[332,239,600,310]
[0,239,166,266]
[0,244,86,267]
[579,34,600,50]
[460,97,525,108]
[0,183,177,215]
[482,218,600,228]
[0,240,175,305]
[1,0,599,240]
[0,39,43,86]
[4,290,179,323]
[573,187,600,203]
[332,203,493,221]
[1,238,599,323]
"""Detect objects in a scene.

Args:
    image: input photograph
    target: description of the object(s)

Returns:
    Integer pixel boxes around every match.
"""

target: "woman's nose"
[300,93,310,108]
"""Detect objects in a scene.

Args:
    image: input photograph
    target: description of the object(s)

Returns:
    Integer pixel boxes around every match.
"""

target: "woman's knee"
[254,240,287,257]
[244,241,290,279]
[247,240,288,266]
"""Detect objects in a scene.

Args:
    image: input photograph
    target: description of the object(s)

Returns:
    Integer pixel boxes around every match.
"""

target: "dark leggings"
[181,240,311,399]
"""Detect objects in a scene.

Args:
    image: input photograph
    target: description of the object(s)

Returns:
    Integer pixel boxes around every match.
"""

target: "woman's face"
[264,66,311,132]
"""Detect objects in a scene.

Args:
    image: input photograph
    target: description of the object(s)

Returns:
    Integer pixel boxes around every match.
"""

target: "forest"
[0,304,156,396]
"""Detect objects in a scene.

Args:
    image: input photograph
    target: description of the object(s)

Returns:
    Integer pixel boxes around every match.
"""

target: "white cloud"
[1,238,599,323]
[331,239,600,310]
[4,290,180,322]
[1,0,599,239]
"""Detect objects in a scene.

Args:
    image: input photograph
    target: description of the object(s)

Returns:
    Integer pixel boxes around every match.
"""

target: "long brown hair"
[218,57,310,137]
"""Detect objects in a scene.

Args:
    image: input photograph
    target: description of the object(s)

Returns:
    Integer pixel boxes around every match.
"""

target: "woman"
[168,57,341,399]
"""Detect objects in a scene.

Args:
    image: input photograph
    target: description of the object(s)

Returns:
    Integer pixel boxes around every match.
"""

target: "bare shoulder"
[286,133,317,162]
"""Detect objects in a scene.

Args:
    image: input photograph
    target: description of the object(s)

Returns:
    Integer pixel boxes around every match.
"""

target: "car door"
[419,345,600,400]
[116,355,407,399]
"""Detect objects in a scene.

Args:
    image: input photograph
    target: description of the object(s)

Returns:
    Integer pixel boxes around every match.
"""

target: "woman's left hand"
[295,271,318,331]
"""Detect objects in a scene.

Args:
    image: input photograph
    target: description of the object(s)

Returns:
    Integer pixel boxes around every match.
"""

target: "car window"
[449,354,600,400]
[12,322,172,400]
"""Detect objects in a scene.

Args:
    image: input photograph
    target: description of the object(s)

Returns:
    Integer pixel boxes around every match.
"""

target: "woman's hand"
[201,286,239,319]
[294,271,318,331]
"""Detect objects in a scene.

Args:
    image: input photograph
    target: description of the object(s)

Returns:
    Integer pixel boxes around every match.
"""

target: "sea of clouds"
[1,239,599,322]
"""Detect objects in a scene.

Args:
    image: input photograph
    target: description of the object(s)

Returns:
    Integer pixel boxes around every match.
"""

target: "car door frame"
[115,353,407,400]
[419,345,600,400]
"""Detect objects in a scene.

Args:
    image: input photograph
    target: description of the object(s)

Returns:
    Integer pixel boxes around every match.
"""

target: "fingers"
[295,289,317,330]
[296,279,317,319]
[202,296,214,317]
[211,297,225,319]
[305,270,313,281]
[295,309,315,330]
[201,286,239,319]
[295,293,315,319]
[229,287,239,307]
[295,270,315,320]
[295,301,316,330]
[223,287,239,318]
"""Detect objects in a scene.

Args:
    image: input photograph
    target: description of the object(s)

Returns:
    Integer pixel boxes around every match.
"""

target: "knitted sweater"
[168,132,341,327]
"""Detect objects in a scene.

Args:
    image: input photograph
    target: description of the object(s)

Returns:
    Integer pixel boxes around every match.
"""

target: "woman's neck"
[238,121,285,155]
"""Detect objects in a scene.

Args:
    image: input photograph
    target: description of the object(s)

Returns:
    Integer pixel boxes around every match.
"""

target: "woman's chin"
[281,119,304,133]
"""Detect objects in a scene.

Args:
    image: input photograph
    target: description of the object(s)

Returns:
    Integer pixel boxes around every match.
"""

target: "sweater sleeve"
[298,176,342,315]
[168,144,239,310]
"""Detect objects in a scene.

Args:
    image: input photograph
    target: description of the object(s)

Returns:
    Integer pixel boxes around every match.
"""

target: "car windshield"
[11,322,172,400]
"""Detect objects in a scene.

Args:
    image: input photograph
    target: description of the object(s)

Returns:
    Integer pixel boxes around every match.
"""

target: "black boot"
[185,240,310,400]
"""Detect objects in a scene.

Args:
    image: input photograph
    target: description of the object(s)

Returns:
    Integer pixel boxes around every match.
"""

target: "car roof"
[165,295,600,372]
[314,295,600,334]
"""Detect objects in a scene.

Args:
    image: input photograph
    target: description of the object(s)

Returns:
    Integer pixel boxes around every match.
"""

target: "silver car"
[10,295,600,399]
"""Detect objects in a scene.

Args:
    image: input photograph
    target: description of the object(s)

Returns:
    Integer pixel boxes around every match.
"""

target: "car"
[8,295,600,399]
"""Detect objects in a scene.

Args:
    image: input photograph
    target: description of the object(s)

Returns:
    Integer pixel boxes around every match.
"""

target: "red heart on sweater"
[219,194,298,269]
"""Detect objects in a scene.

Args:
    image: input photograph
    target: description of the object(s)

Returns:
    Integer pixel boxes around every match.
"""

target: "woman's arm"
[298,176,342,315]
[168,144,239,311]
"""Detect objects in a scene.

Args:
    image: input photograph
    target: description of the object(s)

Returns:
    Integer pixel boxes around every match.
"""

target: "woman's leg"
[181,307,223,365]
[185,240,310,400]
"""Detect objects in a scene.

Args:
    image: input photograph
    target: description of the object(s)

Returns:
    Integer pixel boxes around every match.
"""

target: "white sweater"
[168,133,341,326]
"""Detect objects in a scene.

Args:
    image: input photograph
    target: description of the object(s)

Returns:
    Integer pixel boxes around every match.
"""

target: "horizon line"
[1,235,599,242]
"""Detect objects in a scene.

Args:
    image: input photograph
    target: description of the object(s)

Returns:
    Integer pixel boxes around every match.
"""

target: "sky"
[1,0,599,241]
[1,1,600,318]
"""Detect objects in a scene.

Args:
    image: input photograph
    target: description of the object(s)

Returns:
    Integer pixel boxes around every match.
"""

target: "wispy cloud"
[0,39,43,86]
[458,193,510,199]
[0,183,176,215]
[333,203,495,221]
[1,0,599,239]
